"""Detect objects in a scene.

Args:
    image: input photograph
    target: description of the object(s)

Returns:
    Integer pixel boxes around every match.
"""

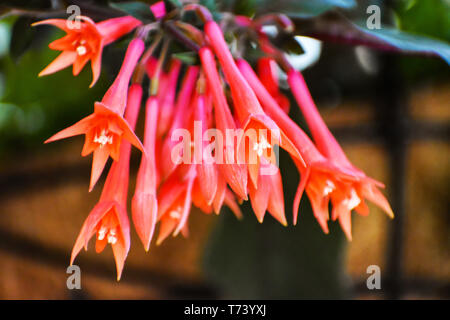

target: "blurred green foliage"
[0,19,108,159]
[393,0,450,79]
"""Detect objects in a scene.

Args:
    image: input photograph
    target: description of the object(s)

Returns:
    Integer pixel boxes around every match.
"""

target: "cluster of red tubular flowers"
[40,2,393,280]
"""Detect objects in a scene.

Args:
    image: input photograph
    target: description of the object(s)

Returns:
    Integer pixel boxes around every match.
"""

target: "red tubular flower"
[257,57,290,114]
[287,69,394,236]
[192,89,218,205]
[204,21,304,187]
[132,93,159,251]
[238,59,366,237]
[45,38,145,191]
[157,59,182,138]
[199,46,248,200]
[70,83,141,281]
[160,65,199,179]
[33,16,141,87]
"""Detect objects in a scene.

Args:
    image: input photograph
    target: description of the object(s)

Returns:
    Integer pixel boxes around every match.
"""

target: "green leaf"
[172,52,199,65]
[110,1,155,22]
[234,0,256,17]
[9,17,36,63]
[353,22,450,65]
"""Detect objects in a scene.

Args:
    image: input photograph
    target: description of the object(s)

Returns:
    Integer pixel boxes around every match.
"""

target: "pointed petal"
[363,183,394,218]
[174,172,196,235]
[112,205,131,281]
[248,172,270,223]
[267,167,287,226]
[131,193,158,251]
[111,236,128,281]
[45,114,94,144]
[355,198,370,216]
[213,172,227,214]
[224,189,243,219]
[308,191,330,234]
[32,19,71,32]
[73,54,90,76]
[39,51,77,77]
[95,237,108,253]
[48,33,77,51]
[89,44,103,87]
[89,146,110,191]
[197,161,218,205]
[338,209,353,241]
[293,166,310,225]
[156,217,178,245]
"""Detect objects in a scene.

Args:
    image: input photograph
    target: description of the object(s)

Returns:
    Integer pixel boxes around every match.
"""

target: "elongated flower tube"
[45,38,145,191]
[157,59,182,138]
[192,89,218,205]
[160,65,199,179]
[33,16,141,87]
[70,83,141,280]
[132,93,159,251]
[287,69,394,236]
[257,57,290,114]
[238,59,365,237]
[199,46,248,200]
[204,21,304,186]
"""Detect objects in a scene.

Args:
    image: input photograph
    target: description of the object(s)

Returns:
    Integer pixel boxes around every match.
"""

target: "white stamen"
[97,227,107,241]
[169,210,181,219]
[107,234,117,244]
[342,188,361,210]
[76,45,87,56]
[94,129,113,147]
[253,136,272,157]
[323,180,335,196]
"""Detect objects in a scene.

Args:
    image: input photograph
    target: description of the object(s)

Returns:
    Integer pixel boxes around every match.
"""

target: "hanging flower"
[132,94,159,251]
[33,15,141,87]
[45,38,145,190]
[287,69,394,238]
[70,82,141,280]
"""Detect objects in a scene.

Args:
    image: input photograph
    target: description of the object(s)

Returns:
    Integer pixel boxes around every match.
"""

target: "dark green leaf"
[234,0,256,17]
[110,1,155,22]
[293,12,450,65]
[10,16,36,63]
[275,33,305,55]
[353,22,450,65]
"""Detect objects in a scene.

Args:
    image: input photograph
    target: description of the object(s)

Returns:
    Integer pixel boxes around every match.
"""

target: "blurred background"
[0,0,448,299]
